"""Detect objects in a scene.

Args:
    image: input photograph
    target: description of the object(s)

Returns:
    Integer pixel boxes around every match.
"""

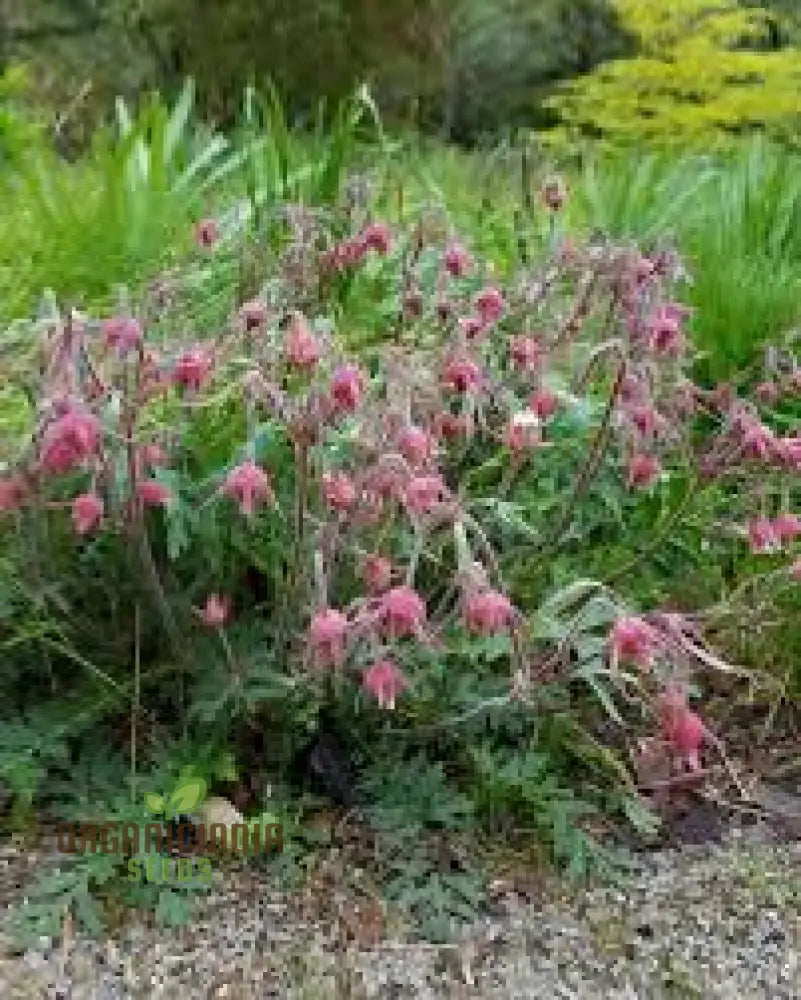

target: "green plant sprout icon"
[144,774,207,821]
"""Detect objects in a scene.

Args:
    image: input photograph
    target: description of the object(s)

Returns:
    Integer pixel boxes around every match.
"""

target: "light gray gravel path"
[1,825,799,999]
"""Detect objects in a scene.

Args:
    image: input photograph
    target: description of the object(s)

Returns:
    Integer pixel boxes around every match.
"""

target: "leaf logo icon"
[144,792,165,816]
[165,777,207,820]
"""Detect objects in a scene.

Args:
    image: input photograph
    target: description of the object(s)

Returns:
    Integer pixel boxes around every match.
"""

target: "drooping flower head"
[363,660,407,710]
[330,364,365,413]
[360,221,392,255]
[609,616,659,670]
[748,515,780,554]
[458,316,486,340]
[398,426,431,468]
[530,388,560,421]
[505,410,542,453]
[475,286,504,324]
[509,336,543,373]
[442,356,482,394]
[309,608,348,668]
[284,313,320,370]
[322,470,356,512]
[404,474,446,516]
[463,588,515,636]
[361,553,393,595]
[102,317,143,355]
[647,303,686,356]
[137,480,171,508]
[773,512,801,545]
[173,349,213,392]
[224,460,273,517]
[195,218,220,250]
[627,453,661,490]
[200,593,231,628]
[40,408,102,476]
[444,241,470,277]
[380,586,426,638]
[71,492,104,535]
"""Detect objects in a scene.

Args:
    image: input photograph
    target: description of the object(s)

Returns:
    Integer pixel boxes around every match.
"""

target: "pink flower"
[102,316,143,355]
[542,177,566,212]
[475,286,504,324]
[309,608,348,667]
[360,221,392,255]
[322,470,356,512]
[755,381,779,405]
[505,410,542,453]
[610,616,659,670]
[748,516,779,554]
[195,218,220,249]
[140,442,168,470]
[442,356,482,393]
[437,412,467,441]
[773,512,801,544]
[240,299,267,332]
[137,480,171,508]
[363,660,407,710]
[380,586,426,638]
[659,688,708,771]
[200,593,230,628]
[224,460,273,517]
[330,364,364,412]
[628,404,661,439]
[71,492,103,535]
[648,304,685,355]
[620,374,645,404]
[398,426,431,467]
[0,474,26,512]
[361,553,393,595]
[509,336,543,373]
[463,589,515,636]
[40,409,102,476]
[627,453,661,490]
[173,349,213,391]
[530,388,560,421]
[459,316,486,340]
[739,417,776,462]
[404,474,446,516]
[284,313,320,370]
[444,241,470,277]
[777,435,801,470]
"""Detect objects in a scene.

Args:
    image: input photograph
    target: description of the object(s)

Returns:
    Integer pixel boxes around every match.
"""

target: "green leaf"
[144,792,165,815]
[166,777,207,818]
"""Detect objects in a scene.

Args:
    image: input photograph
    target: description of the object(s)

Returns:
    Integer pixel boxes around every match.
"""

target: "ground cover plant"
[1,134,800,945]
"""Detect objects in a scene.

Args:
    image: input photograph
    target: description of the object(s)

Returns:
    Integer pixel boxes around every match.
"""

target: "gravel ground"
[1,823,799,999]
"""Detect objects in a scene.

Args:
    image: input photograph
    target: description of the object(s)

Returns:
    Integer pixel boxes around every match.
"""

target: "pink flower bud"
[102,317,143,355]
[173,349,213,391]
[224,460,273,517]
[627,453,661,490]
[200,593,230,628]
[505,410,542,453]
[509,336,543,373]
[530,388,560,421]
[398,426,431,467]
[475,286,504,324]
[195,218,220,249]
[309,608,348,668]
[71,492,104,535]
[773,512,801,544]
[459,316,485,340]
[0,474,26,512]
[322,470,356,512]
[285,313,320,370]
[363,660,407,710]
[330,364,364,412]
[463,589,515,636]
[748,516,780,554]
[137,480,171,508]
[361,553,393,595]
[404,474,446,516]
[442,357,482,393]
[444,241,470,277]
[610,616,659,670]
[361,221,392,255]
[40,409,102,476]
[380,586,426,638]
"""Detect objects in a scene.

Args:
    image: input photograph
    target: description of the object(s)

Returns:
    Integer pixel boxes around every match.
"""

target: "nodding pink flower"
[748,516,780,554]
[657,684,707,770]
[609,616,659,670]
[463,588,515,636]
[361,553,393,595]
[628,404,661,440]
[309,608,348,668]
[777,435,801,470]
[620,374,645,405]
[773,512,801,544]
[648,305,684,355]
[475,286,504,324]
[240,299,267,332]
[224,460,272,517]
[363,660,407,710]
[444,241,470,277]
[530,388,560,421]
[326,236,366,271]
[368,456,407,502]
[284,313,320,370]
[361,221,392,255]
[437,412,467,441]
[40,409,102,476]
[755,381,779,405]
[509,336,543,372]
[140,442,168,470]
[459,316,486,340]
[172,349,213,391]
[398,426,431,467]
[71,492,103,535]
[739,417,776,462]
[0,474,26,512]
[442,356,482,393]
[542,177,566,212]
[505,410,542,453]
[200,593,230,628]
[137,479,171,508]
[322,470,356,512]
[635,256,656,284]
[404,474,446,516]
[195,218,220,249]
[627,453,661,490]
[380,586,426,638]
[102,316,143,355]
[330,364,364,412]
